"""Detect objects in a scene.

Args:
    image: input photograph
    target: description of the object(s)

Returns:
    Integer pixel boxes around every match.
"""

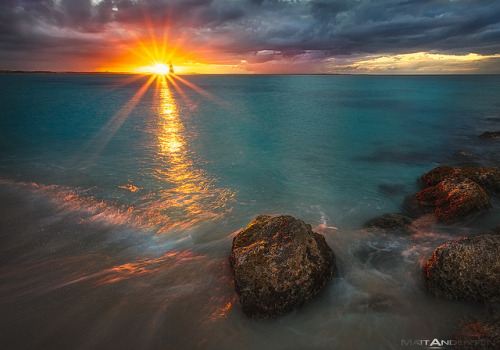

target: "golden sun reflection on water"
[150,75,234,228]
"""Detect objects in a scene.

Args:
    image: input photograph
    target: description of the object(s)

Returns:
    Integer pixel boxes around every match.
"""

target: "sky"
[1,0,500,74]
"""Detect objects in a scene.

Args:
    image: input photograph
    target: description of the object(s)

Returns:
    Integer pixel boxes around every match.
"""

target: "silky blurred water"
[0,74,499,349]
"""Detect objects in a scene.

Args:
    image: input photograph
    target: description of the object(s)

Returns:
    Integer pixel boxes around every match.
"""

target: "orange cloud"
[327,52,500,74]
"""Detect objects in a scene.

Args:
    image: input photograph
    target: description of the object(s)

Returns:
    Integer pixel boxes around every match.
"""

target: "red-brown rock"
[414,177,490,222]
[420,166,500,194]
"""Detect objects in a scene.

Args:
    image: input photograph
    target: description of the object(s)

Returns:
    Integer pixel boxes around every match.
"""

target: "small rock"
[230,215,335,318]
[479,131,500,139]
[414,177,491,222]
[424,235,500,302]
[365,213,413,231]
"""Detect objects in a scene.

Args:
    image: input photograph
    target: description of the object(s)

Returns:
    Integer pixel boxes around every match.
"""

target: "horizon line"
[1,70,500,76]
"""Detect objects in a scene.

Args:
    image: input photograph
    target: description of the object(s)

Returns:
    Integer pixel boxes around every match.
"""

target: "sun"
[135,62,176,75]
[149,63,170,75]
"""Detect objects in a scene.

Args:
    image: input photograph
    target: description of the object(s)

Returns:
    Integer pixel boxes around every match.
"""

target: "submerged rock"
[365,213,413,231]
[230,215,335,318]
[413,177,491,222]
[479,131,500,139]
[454,150,474,160]
[454,313,500,350]
[420,166,500,194]
[352,295,402,313]
[424,235,500,302]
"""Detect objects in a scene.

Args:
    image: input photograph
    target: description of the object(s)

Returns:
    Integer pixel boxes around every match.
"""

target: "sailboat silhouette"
[168,62,174,75]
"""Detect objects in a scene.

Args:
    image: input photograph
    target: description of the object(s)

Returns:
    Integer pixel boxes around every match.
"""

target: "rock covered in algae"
[230,215,335,318]
[420,166,456,188]
[424,235,500,302]
[420,166,500,194]
[413,177,490,223]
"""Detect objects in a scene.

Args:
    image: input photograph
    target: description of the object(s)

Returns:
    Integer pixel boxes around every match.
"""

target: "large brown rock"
[230,215,335,318]
[420,166,500,194]
[424,235,500,302]
[413,177,490,222]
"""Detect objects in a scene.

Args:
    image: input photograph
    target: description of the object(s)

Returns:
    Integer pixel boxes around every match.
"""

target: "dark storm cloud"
[1,0,499,69]
[310,0,351,21]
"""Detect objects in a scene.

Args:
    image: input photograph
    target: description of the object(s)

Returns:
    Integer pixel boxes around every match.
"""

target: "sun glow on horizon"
[94,4,242,75]
[149,63,170,75]
[96,19,236,74]
[136,62,175,75]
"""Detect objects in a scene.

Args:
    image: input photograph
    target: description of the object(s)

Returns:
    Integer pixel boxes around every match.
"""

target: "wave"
[0,178,229,234]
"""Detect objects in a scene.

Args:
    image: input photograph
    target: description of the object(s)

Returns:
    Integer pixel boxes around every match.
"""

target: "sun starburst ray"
[77,75,156,165]
[164,74,192,103]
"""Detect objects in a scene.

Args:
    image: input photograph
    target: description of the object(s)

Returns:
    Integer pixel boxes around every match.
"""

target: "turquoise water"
[0,74,499,349]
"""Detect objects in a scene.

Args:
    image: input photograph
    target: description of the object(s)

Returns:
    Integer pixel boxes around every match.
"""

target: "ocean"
[0,73,499,349]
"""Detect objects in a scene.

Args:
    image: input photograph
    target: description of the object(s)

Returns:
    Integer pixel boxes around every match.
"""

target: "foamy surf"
[0,178,231,235]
